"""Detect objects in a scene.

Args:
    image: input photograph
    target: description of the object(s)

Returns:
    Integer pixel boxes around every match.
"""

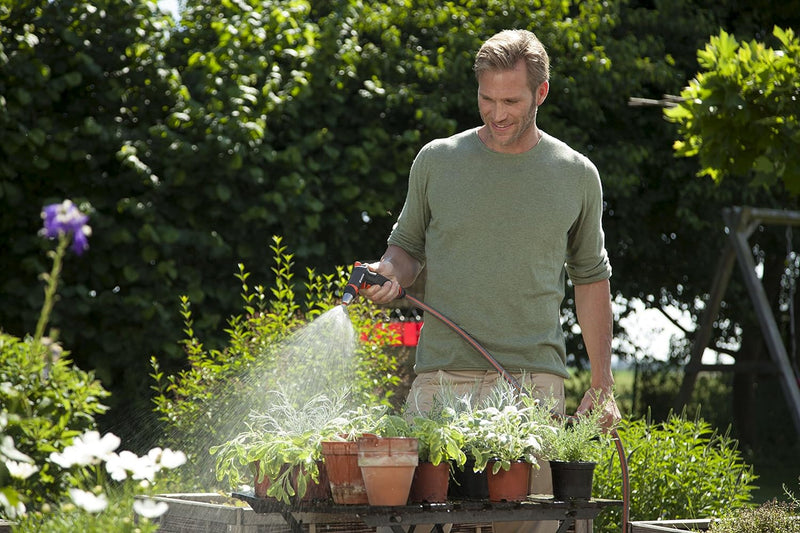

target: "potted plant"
[537,397,610,501]
[210,387,372,505]
[458,383,554,502]
[407,403,469,503]
[349,412,418,506]
[319,403,388,505]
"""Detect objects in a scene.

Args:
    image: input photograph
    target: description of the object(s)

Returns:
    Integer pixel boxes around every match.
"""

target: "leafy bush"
[0,333,109,513]
[151,236,404,489]
[593,412,757,533]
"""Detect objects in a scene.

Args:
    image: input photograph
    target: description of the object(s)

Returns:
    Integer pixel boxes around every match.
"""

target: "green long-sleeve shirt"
[388,128,611,377]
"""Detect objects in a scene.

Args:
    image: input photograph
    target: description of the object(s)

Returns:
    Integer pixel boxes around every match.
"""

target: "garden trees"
[0,0,187,441]
[0,0,624,445]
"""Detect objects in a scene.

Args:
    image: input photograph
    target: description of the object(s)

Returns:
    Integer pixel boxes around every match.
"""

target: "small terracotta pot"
[357,436,419,506]
[485,460,532,502]
[409,461,450,503]
[321,438,370,504]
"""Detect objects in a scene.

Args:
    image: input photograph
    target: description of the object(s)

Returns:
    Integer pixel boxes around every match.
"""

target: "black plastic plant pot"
[448,459,489,500]
[550,460,596,501]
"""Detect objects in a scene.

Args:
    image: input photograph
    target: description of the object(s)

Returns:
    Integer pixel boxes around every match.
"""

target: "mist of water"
[156,304,361,489]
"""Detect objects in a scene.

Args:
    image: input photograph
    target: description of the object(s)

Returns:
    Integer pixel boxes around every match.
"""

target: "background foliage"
[1,0,799,465]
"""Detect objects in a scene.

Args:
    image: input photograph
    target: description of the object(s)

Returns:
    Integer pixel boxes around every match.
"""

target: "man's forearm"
[380,245,422,287]
[574,278,614,392]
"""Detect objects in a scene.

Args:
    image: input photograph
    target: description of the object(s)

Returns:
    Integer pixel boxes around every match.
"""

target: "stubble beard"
[484,102,539,150]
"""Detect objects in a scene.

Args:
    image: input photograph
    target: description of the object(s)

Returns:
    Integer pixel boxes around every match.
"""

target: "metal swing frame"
[675,206,800,436]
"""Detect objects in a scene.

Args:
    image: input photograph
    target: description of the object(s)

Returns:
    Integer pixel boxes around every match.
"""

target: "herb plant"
[593,412,758,533]
[457,381,554,475]
[540,401,608,463]
[709,499,800,533]
[209,387,385,504]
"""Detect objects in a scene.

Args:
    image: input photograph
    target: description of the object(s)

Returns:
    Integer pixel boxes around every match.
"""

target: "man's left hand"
[576,388,621,431]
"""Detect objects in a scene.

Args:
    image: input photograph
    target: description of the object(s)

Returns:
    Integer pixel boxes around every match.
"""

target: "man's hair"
[473,29,550,92]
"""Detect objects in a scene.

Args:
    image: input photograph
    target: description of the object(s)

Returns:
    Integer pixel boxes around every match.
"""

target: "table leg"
[556,518,573,533]
[278,509,304,533]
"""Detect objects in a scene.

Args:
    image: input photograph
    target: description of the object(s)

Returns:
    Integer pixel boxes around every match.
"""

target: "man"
[363,29,621,533]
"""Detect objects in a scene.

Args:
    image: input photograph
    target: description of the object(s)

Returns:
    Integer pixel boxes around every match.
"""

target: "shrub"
[593,412,757,533]
[150,236,404,489]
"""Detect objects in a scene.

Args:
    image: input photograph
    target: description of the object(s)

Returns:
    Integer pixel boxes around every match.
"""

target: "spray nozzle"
[341,262,404,305]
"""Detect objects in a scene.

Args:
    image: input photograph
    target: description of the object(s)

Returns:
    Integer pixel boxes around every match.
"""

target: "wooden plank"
[629,519,711,532]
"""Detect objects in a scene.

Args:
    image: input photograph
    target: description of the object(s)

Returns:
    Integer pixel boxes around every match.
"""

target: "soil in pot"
[550,460,596,501]
[485,460,532,502]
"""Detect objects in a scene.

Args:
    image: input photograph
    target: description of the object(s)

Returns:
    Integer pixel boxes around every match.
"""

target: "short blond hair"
[473,29,550,92]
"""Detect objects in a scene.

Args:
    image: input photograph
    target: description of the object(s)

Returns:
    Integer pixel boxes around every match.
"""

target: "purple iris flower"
[41,200,91,255]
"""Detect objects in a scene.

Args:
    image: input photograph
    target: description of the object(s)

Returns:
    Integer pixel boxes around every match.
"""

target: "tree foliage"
[666,26,800,193]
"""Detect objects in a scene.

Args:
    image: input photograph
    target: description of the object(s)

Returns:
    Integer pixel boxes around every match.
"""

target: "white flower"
[5,460,39,480]
[68,488,108,513]
[154,448,186,470]
[1,436,34,463]
[105,450,140,481]
[130,454,159,482]
[133,498,169,518]
[50,431,120,468]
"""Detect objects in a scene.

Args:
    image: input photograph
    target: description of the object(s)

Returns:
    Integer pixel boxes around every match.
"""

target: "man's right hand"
[360,261,403,304]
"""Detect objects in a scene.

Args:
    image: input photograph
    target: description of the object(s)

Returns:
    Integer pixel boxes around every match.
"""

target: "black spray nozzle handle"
[341,262,405,305]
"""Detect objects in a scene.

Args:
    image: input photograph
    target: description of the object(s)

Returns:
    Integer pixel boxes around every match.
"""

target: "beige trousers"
[403,370,566,533]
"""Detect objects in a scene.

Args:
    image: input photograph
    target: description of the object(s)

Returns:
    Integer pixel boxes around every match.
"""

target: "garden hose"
[342,263,631,532]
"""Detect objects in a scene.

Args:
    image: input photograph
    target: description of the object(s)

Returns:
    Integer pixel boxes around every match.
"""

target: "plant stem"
[33,235,68,352]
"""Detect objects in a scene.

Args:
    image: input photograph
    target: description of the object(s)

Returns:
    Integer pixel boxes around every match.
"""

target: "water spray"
[342,261,630,532]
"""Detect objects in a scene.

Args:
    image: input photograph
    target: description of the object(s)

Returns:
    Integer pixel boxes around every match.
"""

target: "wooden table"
[233,492,621,533]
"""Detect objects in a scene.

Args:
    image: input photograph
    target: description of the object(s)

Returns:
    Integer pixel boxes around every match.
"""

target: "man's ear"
[536,81,549,106]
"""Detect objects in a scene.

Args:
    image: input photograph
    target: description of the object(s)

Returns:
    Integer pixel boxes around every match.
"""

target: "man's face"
[477,60,547,153]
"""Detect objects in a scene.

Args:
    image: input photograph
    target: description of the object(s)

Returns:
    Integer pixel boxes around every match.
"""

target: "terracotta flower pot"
[485,460,532,502]
[321,439,370,505]
[357,435,419,506]
[409,461,450,503]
